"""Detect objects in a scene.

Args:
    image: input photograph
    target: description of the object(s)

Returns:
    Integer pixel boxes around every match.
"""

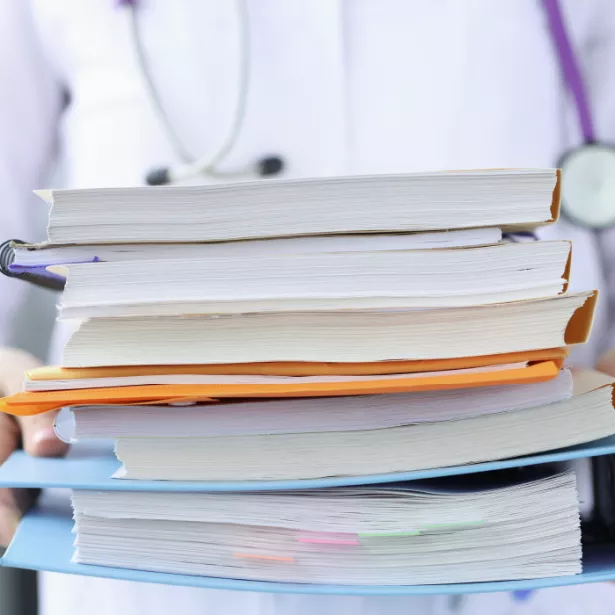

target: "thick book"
[3,504,615,595]
[4,437,615,492]
[69,472,581,585]
[57,241,572,319]
[110,377,615,481]
[60,291,596,367]
[35,169,561,244]
[55,371,573,440]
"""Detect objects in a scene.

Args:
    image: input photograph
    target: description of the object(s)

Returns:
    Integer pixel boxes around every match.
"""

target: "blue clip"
[512,590,534,602]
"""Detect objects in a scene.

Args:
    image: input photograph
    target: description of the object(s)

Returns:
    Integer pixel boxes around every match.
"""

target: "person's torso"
[34,0,595,185]
[31,4,615,613]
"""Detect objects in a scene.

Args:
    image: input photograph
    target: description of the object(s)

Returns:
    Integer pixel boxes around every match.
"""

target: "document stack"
[2,169,615,593]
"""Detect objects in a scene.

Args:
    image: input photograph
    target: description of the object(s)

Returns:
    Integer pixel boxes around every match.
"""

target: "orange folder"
[1,360,561,417]
[27,348,568,380]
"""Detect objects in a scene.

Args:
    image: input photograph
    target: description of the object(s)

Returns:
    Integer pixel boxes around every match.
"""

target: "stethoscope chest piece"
[560,143,615,229]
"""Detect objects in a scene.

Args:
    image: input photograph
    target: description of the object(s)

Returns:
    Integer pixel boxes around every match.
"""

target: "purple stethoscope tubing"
[541,0,595,144]
[542,0,615,231]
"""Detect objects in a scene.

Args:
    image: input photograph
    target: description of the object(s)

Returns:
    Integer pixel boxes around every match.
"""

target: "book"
[4,502,615,595]
[4,435,615,492]
[9,228,503,269]
[60,291,596,367]
[0,360,561,417]
[55,370,573,440]
[35,169,560,244]
[69,471,581,585]
[57,241,572,319]
[110,378,615,481]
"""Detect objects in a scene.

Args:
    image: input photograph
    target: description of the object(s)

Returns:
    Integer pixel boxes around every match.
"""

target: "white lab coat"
[2,0,615,614]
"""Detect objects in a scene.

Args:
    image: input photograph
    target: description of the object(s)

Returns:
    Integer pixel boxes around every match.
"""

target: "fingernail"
[33,427,59,446]
[0,506,20,547]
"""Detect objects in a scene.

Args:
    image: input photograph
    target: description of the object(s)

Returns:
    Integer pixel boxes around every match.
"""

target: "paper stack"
[1,168,614,589]
[71,471,583,585]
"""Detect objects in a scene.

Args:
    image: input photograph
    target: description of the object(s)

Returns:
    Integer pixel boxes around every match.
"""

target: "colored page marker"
[233,553,295,563]
[297,531,359,545]
[297,536,361,545]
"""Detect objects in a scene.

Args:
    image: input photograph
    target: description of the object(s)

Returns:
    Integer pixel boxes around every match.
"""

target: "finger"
[0,349,67,457]
[0,489,20,547]
[0,488,39,548]
[16,411,69,458]
[597,348,615,379]
[0,413,22,546]
[0,348,41,397]
[0,413,19,465]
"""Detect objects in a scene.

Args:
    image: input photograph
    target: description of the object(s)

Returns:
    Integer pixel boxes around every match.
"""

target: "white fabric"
[0,0,62,346]
[1,0,615,613]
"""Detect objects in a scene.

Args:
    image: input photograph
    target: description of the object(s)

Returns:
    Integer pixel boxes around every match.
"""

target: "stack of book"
[2,169,615,592]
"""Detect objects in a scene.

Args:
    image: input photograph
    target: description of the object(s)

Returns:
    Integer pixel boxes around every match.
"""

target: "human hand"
[0,348,68,546]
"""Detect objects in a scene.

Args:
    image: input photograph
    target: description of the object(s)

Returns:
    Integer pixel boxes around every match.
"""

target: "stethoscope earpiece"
[128,0,286,186]
[258,156,285,177]
[145,155,285,186]
[145,167,172,186]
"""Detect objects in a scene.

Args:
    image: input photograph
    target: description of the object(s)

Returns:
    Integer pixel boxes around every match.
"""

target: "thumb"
[0,348,41,397]
[16,411,69,458]
[0,347,68,457]
[597,348,615,379]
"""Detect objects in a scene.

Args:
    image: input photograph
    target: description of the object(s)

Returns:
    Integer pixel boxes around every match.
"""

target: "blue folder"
[2,436,615,492]
[3,438,615,594]
[3,500,615,595]
[3,501,615,595]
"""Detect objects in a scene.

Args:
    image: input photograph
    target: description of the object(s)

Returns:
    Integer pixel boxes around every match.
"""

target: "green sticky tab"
[358,530,421,537]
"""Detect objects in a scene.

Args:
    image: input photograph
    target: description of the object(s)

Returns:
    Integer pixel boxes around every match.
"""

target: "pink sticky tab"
[297,532,359,546]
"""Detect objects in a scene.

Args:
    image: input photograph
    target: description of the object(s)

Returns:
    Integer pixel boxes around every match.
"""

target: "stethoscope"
[542,0,615,231]
[122,0,615,231]
[121,0,284,185]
